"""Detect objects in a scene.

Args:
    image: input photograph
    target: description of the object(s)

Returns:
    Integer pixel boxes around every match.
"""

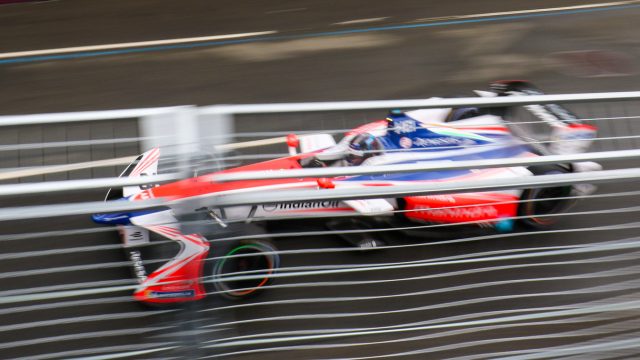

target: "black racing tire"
[209,238,280,300]
[518,165,574,228]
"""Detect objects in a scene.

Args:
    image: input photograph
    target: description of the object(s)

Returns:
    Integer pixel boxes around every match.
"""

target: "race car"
[92,81,600,304]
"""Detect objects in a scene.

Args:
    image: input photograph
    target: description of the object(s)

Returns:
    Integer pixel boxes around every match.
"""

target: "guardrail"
[212,148,640,182]
[0,106,188,125]
[3,91,640,360]
[1,91,639,196]
[0,91,638,220]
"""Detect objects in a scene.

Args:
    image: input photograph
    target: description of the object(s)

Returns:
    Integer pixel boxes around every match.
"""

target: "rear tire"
[518,165,574,228]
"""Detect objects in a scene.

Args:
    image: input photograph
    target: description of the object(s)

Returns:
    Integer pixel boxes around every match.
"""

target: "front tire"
[518,165,574,228]
[210,239,280,300]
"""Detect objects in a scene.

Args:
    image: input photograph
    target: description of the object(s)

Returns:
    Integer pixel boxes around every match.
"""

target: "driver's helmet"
[346,133,384,166]
[448,107,480,121]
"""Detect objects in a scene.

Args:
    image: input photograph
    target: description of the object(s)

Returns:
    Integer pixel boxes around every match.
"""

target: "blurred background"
[2,0,639,113]
[1,1,640,359]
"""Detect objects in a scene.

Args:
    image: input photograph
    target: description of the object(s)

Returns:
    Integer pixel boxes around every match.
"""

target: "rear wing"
[490,80,597,155]
[491,80,580,124]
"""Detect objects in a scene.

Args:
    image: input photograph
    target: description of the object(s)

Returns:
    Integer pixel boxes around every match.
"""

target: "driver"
[302,132,385,168]
[345,133,385,166]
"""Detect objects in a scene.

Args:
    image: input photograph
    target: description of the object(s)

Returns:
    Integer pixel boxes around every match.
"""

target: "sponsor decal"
[133,190,152,200]
[399,136,412,149]
[393,119,417,134]
[262,200,341,211]
[415,205,498,219]
[129,250,147,282]
[121,226,149,247]
[524,104,563,125]
[139,173,160,190]
[416,195,457,203]
[159,281,195,292]
[412,137,475,147]
[128,231,145,241]
[262,203,278,212]
[150,290,196,298]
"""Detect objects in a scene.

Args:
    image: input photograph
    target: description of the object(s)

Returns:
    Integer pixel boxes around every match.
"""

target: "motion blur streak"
[26,344,179,360]
[202,250,640,300]
[0,220,638,306]
[0,311,172,333]
[205,270,640,316]
[490,335,640,360]
[0,327,170,350]
[203,265,640,328]
[205,299,640,348]
[341,329,640,360]
[208,316,638,359]
[0,296,132,316]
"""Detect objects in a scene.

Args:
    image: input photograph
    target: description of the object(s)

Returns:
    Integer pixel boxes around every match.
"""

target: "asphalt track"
[2,1,640,359]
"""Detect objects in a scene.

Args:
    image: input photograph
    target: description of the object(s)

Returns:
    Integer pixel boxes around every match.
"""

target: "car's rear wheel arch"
[518,164,574,228]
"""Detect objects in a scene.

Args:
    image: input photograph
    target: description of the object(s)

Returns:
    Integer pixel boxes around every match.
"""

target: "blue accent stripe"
[2,4,639,65]
[345,144,530,182]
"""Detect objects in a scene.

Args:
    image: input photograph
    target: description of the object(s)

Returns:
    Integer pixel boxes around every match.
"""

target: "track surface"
[2,0,640,112]
[2,1,640,359]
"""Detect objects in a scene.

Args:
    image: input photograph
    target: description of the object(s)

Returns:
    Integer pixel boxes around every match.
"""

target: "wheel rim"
[213,244,275,297]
